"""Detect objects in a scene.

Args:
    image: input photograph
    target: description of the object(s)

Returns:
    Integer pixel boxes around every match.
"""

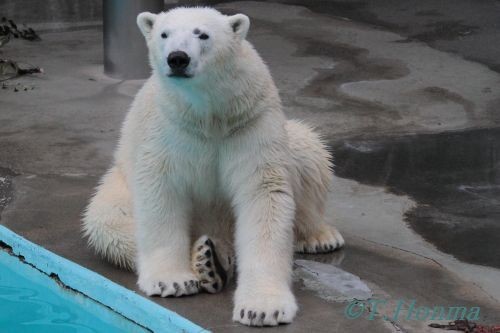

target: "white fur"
[82,7,344,327]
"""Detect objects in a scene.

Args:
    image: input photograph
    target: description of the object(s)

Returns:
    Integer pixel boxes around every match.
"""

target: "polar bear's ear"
[228,14,250,40]
[137,12,157,39]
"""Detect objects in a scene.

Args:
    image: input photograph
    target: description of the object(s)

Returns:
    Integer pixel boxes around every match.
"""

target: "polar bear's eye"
[199,33,209,40]
[161,32,168,39]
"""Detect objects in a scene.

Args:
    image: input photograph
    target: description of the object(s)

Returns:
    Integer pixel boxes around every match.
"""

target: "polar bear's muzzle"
[167,51,192,78]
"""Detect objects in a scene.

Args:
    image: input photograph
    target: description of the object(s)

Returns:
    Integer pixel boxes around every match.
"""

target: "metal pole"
[103,0,163,79]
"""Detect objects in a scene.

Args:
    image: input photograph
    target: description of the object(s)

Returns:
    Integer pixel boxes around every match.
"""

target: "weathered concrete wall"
[0,0,102,24]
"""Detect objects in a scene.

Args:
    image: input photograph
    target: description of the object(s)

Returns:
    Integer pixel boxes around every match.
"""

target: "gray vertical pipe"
[103,0,164,79]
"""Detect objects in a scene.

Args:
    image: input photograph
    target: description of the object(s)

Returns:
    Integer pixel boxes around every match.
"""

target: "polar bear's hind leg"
[286,120,345,253]
[191,235,235,293]
[82,166,137,270]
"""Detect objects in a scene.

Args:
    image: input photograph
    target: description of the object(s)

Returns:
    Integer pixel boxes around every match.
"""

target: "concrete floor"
[1,1,499,332]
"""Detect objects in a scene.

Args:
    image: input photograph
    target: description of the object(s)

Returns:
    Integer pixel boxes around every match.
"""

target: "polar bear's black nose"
[167,51,190,70]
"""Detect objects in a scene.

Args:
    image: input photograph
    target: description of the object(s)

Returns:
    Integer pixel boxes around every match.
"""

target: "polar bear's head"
[137,7,250,80]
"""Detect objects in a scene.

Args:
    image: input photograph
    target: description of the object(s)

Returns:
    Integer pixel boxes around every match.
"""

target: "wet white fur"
[82,7,343,327]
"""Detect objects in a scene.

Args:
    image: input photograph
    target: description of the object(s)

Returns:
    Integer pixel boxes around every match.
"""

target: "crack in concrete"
[353,235,446,269]
[364,302,408,333]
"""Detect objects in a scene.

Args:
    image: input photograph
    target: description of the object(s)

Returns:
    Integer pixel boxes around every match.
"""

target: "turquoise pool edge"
[0,225,209,333]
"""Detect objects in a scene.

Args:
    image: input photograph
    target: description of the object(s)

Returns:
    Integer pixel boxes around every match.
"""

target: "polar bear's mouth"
[168,71,193,79]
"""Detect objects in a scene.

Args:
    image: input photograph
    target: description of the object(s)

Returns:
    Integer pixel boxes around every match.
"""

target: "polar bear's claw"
[232,289,298,326]
[138,273,200,297]
[295,224,345,254]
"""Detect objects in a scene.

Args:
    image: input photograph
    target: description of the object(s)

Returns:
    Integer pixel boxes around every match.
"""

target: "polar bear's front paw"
[232,287,298,326]
[296,224,345,254]
[137,272,200,297]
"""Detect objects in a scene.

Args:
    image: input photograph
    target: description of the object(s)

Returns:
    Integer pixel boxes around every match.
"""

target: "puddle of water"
[331,127,500,269]
[0,250,149,333]
[294,259,372,302]
[296,39,409,119]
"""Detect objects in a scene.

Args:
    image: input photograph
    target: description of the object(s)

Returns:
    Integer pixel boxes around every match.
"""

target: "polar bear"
[82,7,344,326]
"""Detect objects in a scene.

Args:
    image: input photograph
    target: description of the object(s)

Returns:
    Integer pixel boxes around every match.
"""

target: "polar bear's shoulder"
[129,78,160,120]
[116,78,166,162]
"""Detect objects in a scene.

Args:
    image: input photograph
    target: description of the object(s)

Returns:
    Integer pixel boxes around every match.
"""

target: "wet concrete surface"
[1,1,500,332]
[339,241,500,326]
[218,1,500,140]
[332,128,500,269]
[259,0,500,74]
[283,28,410,122]
[2,172,499,331]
